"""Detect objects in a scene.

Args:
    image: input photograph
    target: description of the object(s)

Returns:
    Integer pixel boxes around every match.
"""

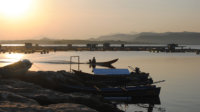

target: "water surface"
[0,51,200,112]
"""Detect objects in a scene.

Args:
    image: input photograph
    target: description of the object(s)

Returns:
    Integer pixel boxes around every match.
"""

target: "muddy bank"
[0,79,123,112]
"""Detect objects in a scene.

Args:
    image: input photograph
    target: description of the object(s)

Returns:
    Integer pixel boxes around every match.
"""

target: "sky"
[0,0,199,40]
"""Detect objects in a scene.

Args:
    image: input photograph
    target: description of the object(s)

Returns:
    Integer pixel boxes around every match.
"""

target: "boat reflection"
[105,96,165,112]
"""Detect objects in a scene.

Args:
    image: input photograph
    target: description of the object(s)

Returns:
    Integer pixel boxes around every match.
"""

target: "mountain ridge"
[96,32,200,44]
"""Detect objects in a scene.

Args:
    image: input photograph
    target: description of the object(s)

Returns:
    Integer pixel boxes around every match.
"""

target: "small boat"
[63,85,161,97]
[0,59,32,78]
[88,58,119,66]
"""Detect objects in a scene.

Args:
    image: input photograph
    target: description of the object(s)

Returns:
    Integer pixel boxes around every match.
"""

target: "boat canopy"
[93,68,130,75]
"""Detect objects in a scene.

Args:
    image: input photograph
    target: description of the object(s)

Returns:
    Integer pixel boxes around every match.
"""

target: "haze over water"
[0,50,200,112]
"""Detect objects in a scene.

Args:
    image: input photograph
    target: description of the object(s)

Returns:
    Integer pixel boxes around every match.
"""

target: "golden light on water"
[0,0,33,18]
[5,53,24,63]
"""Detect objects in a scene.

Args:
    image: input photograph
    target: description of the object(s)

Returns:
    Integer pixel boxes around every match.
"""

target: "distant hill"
[0,39,126,44]
[1,32,200,45]
[96,34,138,41]
[96,32,200,44]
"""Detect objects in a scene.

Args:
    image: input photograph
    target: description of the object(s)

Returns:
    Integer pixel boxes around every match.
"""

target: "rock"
[0,90,96,112]
[0,79,123,112]
[0,60,32,78]
[0,91,38,105]
[0,61,124,112]
[21,71,85,89]
[0,102,97,112]
[49,103,98,112]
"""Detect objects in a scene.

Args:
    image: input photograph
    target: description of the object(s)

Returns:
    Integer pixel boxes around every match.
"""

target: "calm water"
[0,51,200,112]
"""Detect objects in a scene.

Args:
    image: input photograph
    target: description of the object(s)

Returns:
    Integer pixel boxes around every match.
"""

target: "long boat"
[87,58,119,66]
[62,85,161,97]
[72,69,153,86]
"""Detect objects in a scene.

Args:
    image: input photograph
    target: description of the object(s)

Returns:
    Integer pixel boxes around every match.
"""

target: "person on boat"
[135,67,140,74]
[89,59,92,63]
[92,57,96,64]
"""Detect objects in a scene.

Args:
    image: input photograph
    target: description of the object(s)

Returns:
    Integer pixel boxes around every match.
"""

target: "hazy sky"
[0,0,199,40]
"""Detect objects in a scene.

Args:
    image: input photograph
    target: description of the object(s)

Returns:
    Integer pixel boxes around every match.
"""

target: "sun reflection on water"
[4,53,24,63]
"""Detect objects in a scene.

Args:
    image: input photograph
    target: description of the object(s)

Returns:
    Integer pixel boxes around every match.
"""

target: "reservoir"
[0,51,200,112]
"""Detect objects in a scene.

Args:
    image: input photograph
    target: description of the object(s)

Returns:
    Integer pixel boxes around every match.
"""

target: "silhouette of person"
[89,59,92,63]
[92,57,96,64]
[135,67,140,74]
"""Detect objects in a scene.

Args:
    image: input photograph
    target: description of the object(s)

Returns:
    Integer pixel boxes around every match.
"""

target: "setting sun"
[0,0,33,18]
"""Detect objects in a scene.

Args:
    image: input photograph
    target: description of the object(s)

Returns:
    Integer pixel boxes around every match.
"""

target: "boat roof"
[93,68,130,75]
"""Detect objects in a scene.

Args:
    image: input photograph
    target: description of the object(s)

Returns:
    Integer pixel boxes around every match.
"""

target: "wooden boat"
[73,69,148,76]
[62,85,161,97]
[72,69,153,86]
[0,59,32,78]
[88,58,119,66]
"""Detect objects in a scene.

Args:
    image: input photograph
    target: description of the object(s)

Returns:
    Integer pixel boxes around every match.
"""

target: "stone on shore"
[0,79,123,112]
